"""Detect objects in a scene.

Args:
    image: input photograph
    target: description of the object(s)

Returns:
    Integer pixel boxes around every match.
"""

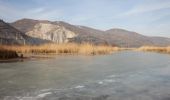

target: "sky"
[0,0,170,37]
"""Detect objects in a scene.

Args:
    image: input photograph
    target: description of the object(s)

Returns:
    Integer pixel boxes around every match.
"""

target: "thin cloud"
[122,1,170,17]
[26,8,64,21]
[28,8,45,14]
[0,1,63,22]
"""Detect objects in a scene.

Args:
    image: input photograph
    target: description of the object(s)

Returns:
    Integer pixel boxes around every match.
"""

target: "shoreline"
[0,50,120,63]
[1,50,170,63]
[0,54,55,63]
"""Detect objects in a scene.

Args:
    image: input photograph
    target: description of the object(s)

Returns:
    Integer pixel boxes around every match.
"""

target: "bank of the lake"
[138,46,170,54]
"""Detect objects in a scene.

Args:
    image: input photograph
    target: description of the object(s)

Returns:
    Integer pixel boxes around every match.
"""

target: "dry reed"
[137,46,170,54]
[0,43,119,56]
[0,46,18,59]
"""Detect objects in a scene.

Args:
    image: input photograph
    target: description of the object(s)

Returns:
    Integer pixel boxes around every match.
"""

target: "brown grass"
[137,46,170,54]
[0,43,119,56]
[0,46,18,59]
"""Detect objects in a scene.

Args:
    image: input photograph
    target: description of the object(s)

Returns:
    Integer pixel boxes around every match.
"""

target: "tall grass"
[0,46,18,59]
[138,46,170,54]
[0,43,119,56]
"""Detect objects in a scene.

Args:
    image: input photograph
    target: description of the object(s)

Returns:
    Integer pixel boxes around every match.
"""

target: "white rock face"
[26,23,77,43]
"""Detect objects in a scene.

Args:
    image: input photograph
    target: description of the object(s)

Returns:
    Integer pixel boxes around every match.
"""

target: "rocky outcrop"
[26,23,77,43]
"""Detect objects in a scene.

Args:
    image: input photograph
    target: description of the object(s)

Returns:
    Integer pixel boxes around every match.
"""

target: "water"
[0,51,170,100]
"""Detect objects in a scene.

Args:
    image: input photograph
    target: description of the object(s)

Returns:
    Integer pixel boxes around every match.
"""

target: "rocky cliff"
[26,23,77,43]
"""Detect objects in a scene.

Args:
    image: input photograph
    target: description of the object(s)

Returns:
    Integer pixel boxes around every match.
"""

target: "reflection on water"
[0,51,170,100]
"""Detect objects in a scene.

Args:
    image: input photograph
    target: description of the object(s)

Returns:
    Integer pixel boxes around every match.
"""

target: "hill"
[11,18,170,47]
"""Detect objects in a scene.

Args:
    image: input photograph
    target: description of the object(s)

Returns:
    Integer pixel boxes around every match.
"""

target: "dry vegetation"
[1,44,170,59]
[0,46,18,59]
[137,46,170,54]
[0,43,119,57]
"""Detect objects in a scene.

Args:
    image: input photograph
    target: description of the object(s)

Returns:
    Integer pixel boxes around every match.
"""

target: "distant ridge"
[10,18,170,47]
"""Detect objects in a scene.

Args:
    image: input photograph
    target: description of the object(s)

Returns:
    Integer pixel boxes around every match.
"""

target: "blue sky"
[0,0,170,37]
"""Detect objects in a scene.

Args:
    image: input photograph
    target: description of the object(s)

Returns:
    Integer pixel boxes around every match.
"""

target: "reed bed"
[137,46,170,54]
[0,43,119,56]
[0,46,18,59]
